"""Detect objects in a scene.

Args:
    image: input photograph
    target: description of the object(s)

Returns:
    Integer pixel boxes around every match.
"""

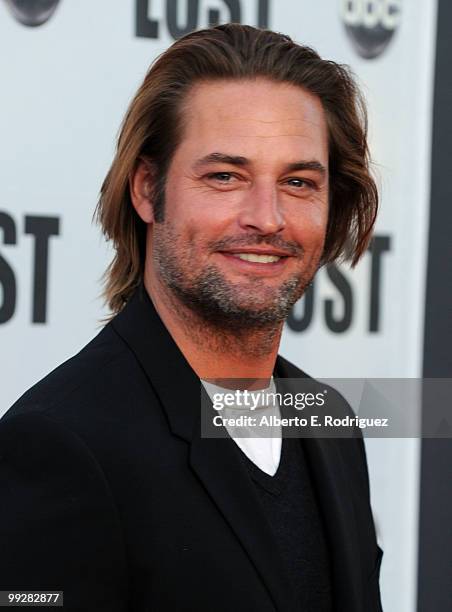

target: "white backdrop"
[0,2,438,610]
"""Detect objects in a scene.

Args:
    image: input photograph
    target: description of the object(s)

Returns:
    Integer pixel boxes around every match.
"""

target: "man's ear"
[129,159,156,223]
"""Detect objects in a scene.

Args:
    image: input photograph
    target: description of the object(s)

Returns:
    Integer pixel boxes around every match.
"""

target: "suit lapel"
[111,286,295,611]
[189,420,295,611]
[274,358,364,612]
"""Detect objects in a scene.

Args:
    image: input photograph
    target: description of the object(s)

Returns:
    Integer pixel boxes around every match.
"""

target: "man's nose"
[237,182,286,235]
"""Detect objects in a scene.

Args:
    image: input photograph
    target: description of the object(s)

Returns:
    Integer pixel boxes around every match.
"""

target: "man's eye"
[208,172,234,182]
[286,178,312,189]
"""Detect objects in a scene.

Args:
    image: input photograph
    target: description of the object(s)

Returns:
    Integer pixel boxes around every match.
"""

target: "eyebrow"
[192,152,327,176]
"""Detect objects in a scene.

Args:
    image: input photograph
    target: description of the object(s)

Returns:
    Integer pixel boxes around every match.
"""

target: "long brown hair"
[95,24,378,315]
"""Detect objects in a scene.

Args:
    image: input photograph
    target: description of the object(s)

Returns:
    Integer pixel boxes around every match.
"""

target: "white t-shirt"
[201,377,282,476]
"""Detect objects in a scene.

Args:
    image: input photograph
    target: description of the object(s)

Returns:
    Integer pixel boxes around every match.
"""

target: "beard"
[152,222,318,331]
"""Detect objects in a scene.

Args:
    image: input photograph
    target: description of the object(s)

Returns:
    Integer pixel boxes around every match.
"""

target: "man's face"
[148,78,329,328]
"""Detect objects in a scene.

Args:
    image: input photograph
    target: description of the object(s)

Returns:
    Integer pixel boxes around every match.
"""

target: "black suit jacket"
[0,285,383,611]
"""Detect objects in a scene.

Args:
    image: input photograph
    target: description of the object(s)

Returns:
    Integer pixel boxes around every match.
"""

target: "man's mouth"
[218,246,294,267]
[230,253,282,264]
[216,250,292,277]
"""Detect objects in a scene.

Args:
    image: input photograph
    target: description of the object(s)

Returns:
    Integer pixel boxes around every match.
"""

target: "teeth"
[233,253,281,263]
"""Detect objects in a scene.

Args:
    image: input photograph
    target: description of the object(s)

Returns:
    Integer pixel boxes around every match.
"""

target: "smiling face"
[142,78,329,328]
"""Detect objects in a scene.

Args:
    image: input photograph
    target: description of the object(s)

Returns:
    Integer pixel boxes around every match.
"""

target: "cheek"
[309,205,329,228]
[165,179,235,229]
[169,200,238,252]
[289,203,328,247]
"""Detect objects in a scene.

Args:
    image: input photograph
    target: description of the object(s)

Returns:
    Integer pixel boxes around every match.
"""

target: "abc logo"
[3,0,61,27]
[341,0,401,59]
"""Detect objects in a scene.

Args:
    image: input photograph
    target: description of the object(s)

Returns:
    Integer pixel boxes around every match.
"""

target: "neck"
[144,273,282,381]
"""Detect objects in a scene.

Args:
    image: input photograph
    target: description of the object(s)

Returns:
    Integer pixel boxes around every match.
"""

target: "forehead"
[177,78,329,165]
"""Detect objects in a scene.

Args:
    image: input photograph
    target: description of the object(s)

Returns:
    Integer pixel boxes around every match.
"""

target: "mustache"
[209,234,303,257]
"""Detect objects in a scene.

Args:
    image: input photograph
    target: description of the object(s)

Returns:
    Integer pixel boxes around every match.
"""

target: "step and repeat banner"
[1,1,447,610]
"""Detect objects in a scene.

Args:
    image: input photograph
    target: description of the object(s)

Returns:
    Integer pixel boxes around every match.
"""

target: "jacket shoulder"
[2,322,136,423]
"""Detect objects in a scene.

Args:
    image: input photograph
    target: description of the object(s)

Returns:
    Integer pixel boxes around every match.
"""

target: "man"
[0,24,383,611]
